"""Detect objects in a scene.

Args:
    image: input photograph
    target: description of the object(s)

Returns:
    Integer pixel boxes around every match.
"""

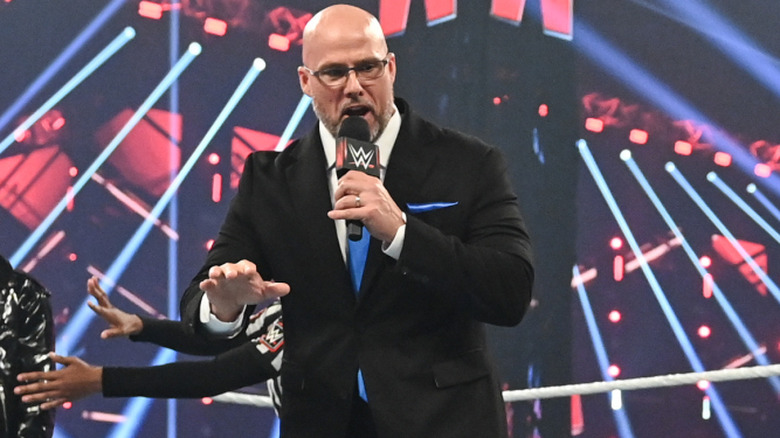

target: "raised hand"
[87,276,143,339]
[328,170,405,243]
[199,259,290,322]
[15,353,102,410]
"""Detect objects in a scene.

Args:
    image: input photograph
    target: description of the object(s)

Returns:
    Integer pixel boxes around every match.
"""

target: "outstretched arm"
[89,276,246,355]
[16,302,284,409]
[16,342,278,409]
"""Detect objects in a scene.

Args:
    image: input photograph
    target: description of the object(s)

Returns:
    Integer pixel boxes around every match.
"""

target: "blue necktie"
[348,230,370,292]
[348,230,370,401]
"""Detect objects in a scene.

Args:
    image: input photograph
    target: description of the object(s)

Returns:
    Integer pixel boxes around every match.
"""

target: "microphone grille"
[337,116,370,142]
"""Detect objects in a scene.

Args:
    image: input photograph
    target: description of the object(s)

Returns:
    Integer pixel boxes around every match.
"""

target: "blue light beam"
[621,151,780,395]
[0,27,136,156]
[578,140,742,438]
[708,173,780,244]
[572,265,636,438]
[648,0,780,100]
[573,20,780,197]
[167,6,182,436]
[747,184,780,224]
[9,43,202,269]
[275,94,312,151]
[108,58,266,438]
[0,0,128,136]
[55,57,265,357]
[666,163,780,306]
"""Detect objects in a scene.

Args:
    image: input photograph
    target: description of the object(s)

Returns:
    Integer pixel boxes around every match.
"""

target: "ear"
[298,67,313,97]
[386,53,397,84]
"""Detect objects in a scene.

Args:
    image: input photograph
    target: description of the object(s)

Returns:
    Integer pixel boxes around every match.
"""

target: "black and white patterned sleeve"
[245,300,284,414]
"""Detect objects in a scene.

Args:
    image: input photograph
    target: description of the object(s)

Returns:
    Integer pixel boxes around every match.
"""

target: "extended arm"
[17,303,284,409]
[16,342,277,409]
[88,276,245,355]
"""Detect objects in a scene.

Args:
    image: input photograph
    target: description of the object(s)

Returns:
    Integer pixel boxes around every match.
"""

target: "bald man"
[180,4,534,437]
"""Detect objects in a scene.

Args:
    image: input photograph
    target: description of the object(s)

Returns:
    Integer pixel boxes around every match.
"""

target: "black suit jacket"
[181,98,534,438]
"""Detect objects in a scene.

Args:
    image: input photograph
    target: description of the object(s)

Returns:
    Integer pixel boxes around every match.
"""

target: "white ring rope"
[503,363,780,402]
[211,364,780,408]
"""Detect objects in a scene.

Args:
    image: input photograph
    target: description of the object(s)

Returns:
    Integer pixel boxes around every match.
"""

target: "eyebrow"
[316,56,384,70]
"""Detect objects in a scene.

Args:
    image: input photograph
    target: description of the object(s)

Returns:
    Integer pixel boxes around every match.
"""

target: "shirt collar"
[321,105,401,171]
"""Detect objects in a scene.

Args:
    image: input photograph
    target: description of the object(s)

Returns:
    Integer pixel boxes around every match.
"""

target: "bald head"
[302,4,387,67]
[298,4,396,141]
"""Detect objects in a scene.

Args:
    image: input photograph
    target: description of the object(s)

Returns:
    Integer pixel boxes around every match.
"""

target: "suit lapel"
[283,129,354,296]
[359,106,439,299]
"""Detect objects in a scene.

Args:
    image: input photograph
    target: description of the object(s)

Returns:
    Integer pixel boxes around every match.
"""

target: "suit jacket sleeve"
[179,152,280,333]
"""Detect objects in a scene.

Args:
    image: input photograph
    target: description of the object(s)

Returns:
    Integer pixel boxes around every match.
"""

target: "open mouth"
[342,105,370,118]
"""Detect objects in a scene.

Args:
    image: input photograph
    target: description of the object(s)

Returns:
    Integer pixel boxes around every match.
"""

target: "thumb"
[265,281,290,298]
[101,328,125,339]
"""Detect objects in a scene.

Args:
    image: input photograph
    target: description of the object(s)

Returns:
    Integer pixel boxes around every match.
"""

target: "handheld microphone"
[335,116,380,241]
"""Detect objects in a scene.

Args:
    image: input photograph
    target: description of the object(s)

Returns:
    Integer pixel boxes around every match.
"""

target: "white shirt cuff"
[382,213,406,260]
[199,293,245,337]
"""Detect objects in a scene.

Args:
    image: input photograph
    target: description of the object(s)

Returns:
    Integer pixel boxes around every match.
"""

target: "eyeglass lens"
[318,60,387,85]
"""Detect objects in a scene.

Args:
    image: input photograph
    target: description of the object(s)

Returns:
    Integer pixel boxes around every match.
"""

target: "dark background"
[1,0,778,437]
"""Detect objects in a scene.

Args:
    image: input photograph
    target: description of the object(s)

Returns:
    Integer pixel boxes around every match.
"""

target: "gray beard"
[314,99,395,143]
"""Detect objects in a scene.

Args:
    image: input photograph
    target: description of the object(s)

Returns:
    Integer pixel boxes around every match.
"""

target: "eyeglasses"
[302,55,391,87]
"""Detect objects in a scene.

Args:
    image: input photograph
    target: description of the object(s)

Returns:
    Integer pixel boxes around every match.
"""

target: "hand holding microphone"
[329,116,405,244]
[334,116,380,241]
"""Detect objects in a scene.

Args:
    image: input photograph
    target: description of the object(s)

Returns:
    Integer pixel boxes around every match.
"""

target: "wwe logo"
[348,144,375,169]
[260,321,284,352]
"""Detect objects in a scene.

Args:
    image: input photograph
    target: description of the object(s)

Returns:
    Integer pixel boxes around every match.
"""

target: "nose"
[343,70,364,95]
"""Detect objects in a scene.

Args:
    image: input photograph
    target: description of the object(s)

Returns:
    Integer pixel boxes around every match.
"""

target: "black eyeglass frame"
[301,54,392,87]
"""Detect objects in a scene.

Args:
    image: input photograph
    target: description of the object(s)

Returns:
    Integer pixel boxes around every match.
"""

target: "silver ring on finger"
[355,196,361,208]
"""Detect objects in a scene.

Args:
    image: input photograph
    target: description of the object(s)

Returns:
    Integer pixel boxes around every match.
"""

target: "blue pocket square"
[406,202,459,213]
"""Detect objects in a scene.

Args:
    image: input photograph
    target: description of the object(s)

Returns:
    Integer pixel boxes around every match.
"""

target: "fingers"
[40,398,67,410]
[50,353,75,366]
[333,170,374,198]
[87,277,112,308]
[236,259,257,275]
[14,371,63,402]
[330,172,383,220]
[209,260,258,280]
[331,193,367,212]
[19,386,65,408]
[87,301,107,317]
[15,382,56,398]
[16,379,72,410]
[87,301,113,324]
[16,371,48,383]
[199,278,217,292]
[207,265,224,280]
[87,302,122,339]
